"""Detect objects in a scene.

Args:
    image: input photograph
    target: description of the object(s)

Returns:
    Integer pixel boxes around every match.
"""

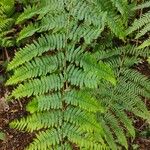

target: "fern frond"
[70,0,107,27]
[67,46,116,85]
[10,74,64,99]
[16,5,39,24]
[107,14,126,39]
[64,90,104,113]
[6,52,64,85]
[67,65,100,88]
[26,93,62,113]
[135,23,150,39]
[112,106,135,137]
[137,38,150,49]
[17,23,39,43]
[27,128,62,150]
[7,0,146,149]
[94,44,150,148]
[62,123,105,150]
[100,117,117,150]
[10,111,62,132]
[104,113,128,149]
[122,68,150,92]
[38,13,68,33]
[7,33,66,70]
[127,11,150,35]
[133,1,150,10]
[0,0,15,15]
[110,0,128,17]
[0,17,13,31]
[64,106,103,133]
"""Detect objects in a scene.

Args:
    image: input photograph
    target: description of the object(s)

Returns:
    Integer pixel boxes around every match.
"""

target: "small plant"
[0,131,6,141]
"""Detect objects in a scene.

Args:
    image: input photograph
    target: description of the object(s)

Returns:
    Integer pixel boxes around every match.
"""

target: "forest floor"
[0,51,150,150]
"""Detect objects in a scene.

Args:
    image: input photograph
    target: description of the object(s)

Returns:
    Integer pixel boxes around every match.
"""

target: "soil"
[0,99,35,150]
[0,50,35,150]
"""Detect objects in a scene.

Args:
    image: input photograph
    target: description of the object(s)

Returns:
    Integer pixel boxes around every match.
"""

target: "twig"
[4,48,10,61]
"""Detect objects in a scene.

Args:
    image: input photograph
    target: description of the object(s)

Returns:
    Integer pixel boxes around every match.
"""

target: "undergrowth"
[0,0,150,149]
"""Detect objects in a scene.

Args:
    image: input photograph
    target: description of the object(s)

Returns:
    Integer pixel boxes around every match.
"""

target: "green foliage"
[0,131,6,141]
[91,44,150,149]
[127,1,150,49]
[0,0,15,47]
[7,1,115,150]
[3,0,150,150]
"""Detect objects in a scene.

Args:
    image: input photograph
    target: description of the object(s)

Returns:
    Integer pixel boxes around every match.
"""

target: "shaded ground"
[0,99,35,150]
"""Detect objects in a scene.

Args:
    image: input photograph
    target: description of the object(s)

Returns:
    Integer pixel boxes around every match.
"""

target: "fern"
[94,45,150,149]
[5,0,150,150]
[7,1,116,150]
[0,0,15,47]
[127,1,150,49]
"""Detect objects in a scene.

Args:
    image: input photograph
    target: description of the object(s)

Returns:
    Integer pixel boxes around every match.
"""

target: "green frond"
[6,52,64,85]
[126,46,150,58]
[63,123,105,150]
[106,14,125,39]
[133,1,150,10]
[16,5,39,24]
[70,0,107,27]
[10,111,62,132]
[7,33,66,70]
[127,11,150,35]
[0,0,15,15]
[0,31,15,47]
[67,65,100,88]
[104,113,128,149]
[26,93,62,113]
[100,117,117,150]
[64,90,104,113]
[38,13,68,33]
[112,106,135,137]
[0,17,13,31]
[137,38,150,49]
[67,46,116,85]
[94,43,150,148]
[6,1,150,149]
[64,106,103,133]
[17,23,39,43]
[135,23,150,39]
[122,68,150,92]
[69,23,105,44]
[27,128,61,150]
[110,0,128,17]
[10,74,64,99]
